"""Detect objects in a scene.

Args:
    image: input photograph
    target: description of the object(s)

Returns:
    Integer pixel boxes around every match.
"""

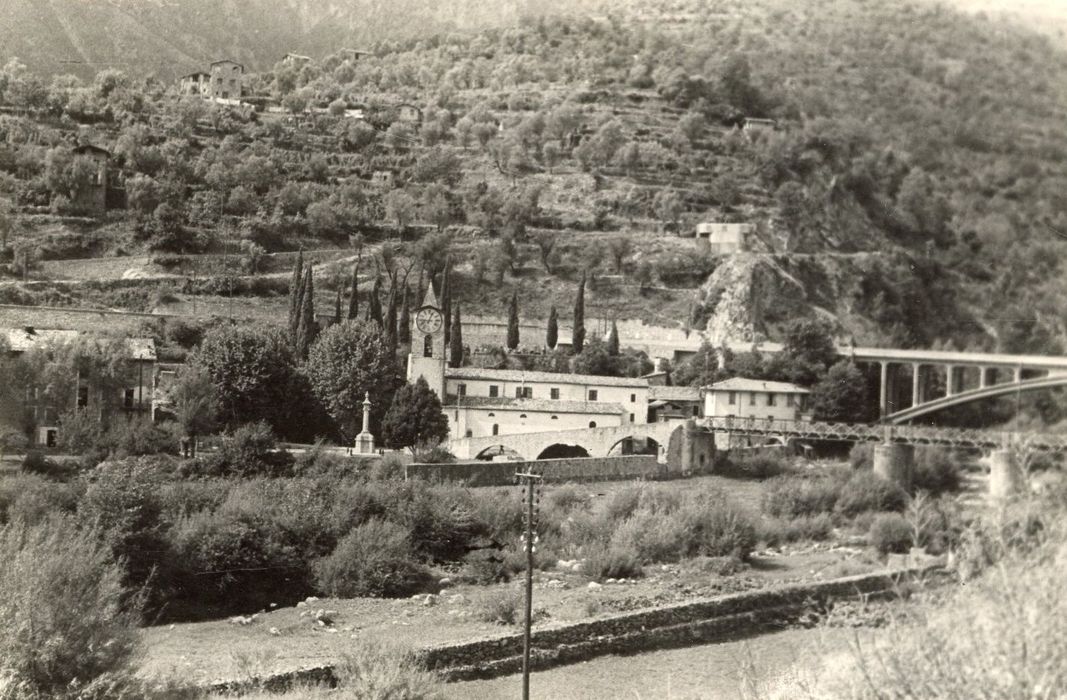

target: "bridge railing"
[704,416,1067,452]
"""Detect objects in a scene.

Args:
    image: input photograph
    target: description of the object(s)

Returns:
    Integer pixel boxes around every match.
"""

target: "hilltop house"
[397,103,423,123]
[741,117,777,138]
[405,288,651,445]
[209,60,244,100]
[179,71,210,97]
[694,222,752,254]
[371,170,395,189]
[2,327,157,447]
[282,53,313,66]
[339,48,372,62]
[71,144,125,215]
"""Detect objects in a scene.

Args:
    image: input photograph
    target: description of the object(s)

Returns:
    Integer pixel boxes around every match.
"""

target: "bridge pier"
[873,443,914,489]
[989,449,1023,499]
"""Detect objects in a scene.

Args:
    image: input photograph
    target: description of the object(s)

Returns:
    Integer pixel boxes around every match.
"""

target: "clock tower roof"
[420,283,440,310]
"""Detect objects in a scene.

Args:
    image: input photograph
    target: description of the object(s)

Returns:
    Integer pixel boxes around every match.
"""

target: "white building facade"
[703,377,810,422]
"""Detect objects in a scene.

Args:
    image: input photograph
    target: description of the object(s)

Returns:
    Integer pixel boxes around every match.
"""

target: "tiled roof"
[446,367,648,388]
[705,377,809,394]
[649,386,701,402]
[443,395,626,416]
[1,328,156,360]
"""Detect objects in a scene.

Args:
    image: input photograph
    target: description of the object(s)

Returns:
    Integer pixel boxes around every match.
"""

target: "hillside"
[0,0,1065,359]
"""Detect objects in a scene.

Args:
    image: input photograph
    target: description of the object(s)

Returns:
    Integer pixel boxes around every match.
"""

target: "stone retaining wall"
[205,566,941,694]
[405,455,661,486]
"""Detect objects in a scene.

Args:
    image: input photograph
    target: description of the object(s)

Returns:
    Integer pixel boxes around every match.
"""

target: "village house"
[703,377,810,422]
[281,53,313,67]
[397,103,423,123]
[2,327,157,447]
[695,222,752,254]
[339,48,372,62]
[209,60,244,100]
[405,288,650,442]
[741,117,777,138]
[178,71,210,97]
[70,144,123,215]
[371,170,395,189]
[648,385,703,424]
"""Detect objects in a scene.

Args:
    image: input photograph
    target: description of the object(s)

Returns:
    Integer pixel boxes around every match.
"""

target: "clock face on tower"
[415,307,443,334]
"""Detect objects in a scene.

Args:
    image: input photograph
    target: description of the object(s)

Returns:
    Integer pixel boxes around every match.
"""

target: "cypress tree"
[398,285,411,345]
[440,259,452,347]
[449,304,464,368]
[572,271,586,354]
[333,286,342,325]
[369,277,383,327]
[506,290,520,350]
[607,320,620,356]
[287,250,304,342]
[384,281,398,355]
[295,267,316,359]
[546,306,558,349]
[347,262,359,320]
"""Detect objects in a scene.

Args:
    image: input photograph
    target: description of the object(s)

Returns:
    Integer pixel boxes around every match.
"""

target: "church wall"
[448,405,625,440]
[445,377,648,424]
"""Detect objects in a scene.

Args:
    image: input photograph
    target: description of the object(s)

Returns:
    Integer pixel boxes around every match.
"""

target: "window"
[588,421,597,428]
[489,385,499,398]
[492,424,499,436]
[786,394,795,407]
[487,413,495,417]
[550,387,560,400]
[749,392,756,406]
[588,389,598,401]
[515,386,532,398]
[423,335,433,357]
[77,386,89,408]
[692,406,699,416]
[629,413,635,423]
[767,392,776,407]
[630,393,636,403]
[465,429,472,438]
[123,389,135,409]
[551,415,558,420]
[728,391,736,405]
[520,414,527,419]
[457,383,466,397]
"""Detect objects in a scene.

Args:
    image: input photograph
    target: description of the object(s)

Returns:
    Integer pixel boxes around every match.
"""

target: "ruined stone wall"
[405,455,661,486]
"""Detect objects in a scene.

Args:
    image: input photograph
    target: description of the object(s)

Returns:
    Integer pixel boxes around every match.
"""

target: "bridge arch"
[888,375,1067,424]
[536,443,591,460]
[606,435,661,457]
[474,444,525,461]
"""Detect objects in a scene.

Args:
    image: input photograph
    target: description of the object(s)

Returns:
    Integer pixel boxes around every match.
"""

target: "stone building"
[209,60,244,100]
[179,71,210,96]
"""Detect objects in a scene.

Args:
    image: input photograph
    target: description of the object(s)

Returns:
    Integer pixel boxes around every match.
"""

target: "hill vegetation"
[0,0,1065,360]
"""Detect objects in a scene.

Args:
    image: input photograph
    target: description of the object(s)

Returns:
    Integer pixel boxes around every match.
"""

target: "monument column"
[354,392,376,455]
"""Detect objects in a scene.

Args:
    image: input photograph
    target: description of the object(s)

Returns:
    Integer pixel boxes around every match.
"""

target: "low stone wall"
[405,455,662,486]
[204,565,942,694]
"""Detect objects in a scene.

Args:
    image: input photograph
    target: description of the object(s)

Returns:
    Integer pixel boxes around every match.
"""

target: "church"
[406,287,651,440]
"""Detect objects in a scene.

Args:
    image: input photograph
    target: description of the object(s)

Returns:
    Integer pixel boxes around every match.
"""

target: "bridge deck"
[705,417,1067,452]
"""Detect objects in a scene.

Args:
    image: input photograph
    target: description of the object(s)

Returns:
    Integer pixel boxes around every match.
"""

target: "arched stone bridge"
[448,422,680,462]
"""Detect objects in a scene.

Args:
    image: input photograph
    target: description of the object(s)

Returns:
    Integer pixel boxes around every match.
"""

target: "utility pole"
[515,468,543,700]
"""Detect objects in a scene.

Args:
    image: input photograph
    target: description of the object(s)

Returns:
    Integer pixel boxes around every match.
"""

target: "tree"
[782,318,838,385]
[606,236,634,273]
[811,360,871,422]
[653,190,683,232]
[333,286,342,325]
[440,259,452,348]
[168,365,218,456]
[304,320,399,439]
[533,230,558,272]
[294,267,316,360]
[398,286,411,346]
[449,304,464,368]
[383,283,398,356]
[0,201,12,251]
[606,321,620,356]
[572,272,587,354]
[546,306,558,349]
[573,337,618,377]
[367,277,383,327]
[347,261,360,321]
[192,325,297,431]
[287,251,304,341]
[384,189,417,234]
[506,291,520,350]
[381,377,449,456]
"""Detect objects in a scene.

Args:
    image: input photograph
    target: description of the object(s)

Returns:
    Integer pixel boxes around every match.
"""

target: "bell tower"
[407,283,447,398]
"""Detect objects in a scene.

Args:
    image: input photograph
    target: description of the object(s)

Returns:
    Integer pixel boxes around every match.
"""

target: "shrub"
[21,450,75,480]
[313,519,431,598]
[368,453,407,481]
[476,588,522,625]
[610,510,688,562]
[182,421,294,478]
[717,453,791,479]
[333,639,442,699]
[849,442,873,470]
[757,513,835,546]
[1,474,81,526]
[602,484,643,522]
[676,492,757,560]
[681,554,746,577]
[869,512,912,554]
[762,474,841,518]
[105,417,179,458]
[580,545,644,580]
[0,515,141,698]
[545,483,588,513]
[913,447,963,495]
[835,472,908,518]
